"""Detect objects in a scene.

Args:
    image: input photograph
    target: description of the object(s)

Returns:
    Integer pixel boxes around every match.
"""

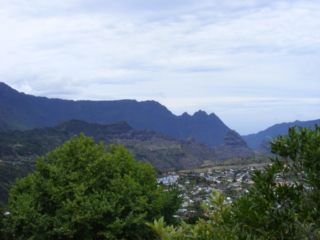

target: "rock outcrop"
[213,130,254,160]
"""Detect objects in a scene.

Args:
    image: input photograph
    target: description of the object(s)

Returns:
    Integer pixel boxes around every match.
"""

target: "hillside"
[0,82,229,147]
[242,119,320,150]
[213,130,254,160]
[55,119,218,171]
[0,120,221,207]
[0,120,219,171]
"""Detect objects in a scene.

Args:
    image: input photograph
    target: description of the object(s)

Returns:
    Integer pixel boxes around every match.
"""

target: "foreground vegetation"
[1,134,181,239]
[148,126,320,239]
[0,125,319,239]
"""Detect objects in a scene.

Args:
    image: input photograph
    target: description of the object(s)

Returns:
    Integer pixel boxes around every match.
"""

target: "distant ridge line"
[0,82,230,147]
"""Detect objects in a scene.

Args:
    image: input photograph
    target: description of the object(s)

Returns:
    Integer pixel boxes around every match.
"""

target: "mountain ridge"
[0,119,219,171]
[242,119,320,150]
[0,82,229,147]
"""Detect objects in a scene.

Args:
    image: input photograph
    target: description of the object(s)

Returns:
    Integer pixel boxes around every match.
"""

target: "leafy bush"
[3,134,180,240]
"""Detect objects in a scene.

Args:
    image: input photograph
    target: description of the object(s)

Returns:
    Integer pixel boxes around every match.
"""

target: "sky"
[0,0,319,135]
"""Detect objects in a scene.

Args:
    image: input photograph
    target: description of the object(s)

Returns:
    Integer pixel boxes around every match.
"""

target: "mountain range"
[0,82,319,150]
[1,82,319,208]
[242,119,320,150]
[1,119,220,171]
[0,118,257,207]
[0,82,229,147]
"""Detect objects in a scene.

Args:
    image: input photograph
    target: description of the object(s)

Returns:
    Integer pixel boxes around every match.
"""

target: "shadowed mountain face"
[55,119,218,171]
[213,130,254,160]
[242,119,320,150]
[0,82,229,147]
[254,140,272,155]
[0,119,218,171]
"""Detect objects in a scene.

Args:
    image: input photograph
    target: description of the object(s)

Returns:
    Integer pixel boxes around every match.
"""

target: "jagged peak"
[181,112,191,117]
[0,82,231,147]
[193,110,208,117]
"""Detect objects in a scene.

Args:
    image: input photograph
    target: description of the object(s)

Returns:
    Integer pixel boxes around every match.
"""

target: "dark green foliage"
[3,134,179,239]
[185,215,209,224]
[0,127,71,208]
[0,163,36,207]
[0,209,5,239]
[0,127,71,159]
[229,125,320,239]
[160,185,183,226]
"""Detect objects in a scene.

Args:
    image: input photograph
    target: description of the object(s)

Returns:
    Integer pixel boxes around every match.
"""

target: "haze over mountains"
[0,82,319,207]
[0,82,319,150]
[242,119,320,150]
[0,82,229,147]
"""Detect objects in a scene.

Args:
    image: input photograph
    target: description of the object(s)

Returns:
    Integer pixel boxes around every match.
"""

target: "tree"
[0,209,6,240]
[148,126,320,239]
[230,125,320,239]
[160,184,182,226]
[3,133,178,240]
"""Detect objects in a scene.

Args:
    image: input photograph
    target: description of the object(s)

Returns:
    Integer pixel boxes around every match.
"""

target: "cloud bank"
[0,0,319,134]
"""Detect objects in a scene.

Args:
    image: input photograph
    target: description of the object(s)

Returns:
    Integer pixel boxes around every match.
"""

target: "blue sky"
[1,0,319,135]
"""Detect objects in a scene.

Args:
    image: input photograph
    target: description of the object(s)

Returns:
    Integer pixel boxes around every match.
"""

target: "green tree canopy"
[3,133,179,240]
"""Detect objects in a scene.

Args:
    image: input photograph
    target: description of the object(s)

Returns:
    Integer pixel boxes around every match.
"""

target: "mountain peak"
[0,82,231,146]
[193,110,208,117]
[213,130,254,160]
[181,112,191,117]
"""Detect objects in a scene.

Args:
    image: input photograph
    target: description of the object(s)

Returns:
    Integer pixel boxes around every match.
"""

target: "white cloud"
[0,0,319,134]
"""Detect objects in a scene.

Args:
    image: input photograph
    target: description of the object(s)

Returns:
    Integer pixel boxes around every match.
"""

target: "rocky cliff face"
[0,82,229,147]
[213,130,254,160]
